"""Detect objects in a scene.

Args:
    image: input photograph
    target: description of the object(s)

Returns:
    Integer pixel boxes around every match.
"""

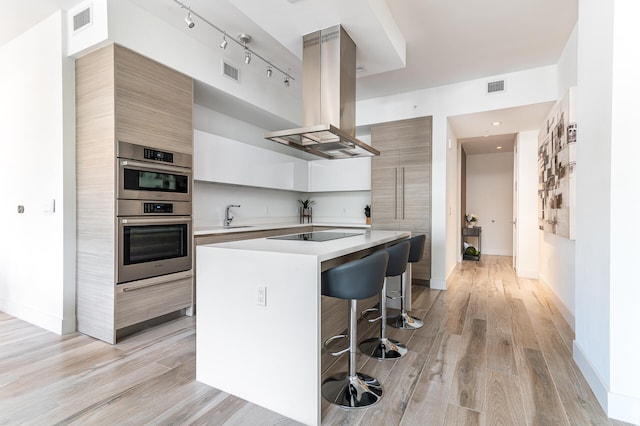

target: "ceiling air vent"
[72,6,92,32]
[487,79,505,94]
[222,61,240,82]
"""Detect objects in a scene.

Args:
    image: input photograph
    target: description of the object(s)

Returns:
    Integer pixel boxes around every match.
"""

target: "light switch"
[257,286,267,306]
[44,199,55,215]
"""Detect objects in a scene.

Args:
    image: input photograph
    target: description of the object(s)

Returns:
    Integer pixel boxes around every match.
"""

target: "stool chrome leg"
[388,271,424,330]
[322,300,383,408]
[360,278,408,359]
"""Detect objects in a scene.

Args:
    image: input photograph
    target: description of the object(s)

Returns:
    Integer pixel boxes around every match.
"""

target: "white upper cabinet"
[194,129,371,192]
[194,130,308,191]
[308,157,371,192]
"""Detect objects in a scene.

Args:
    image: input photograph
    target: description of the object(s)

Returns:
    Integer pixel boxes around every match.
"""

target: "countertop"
[193,222,370,236]
[196,228,408,263]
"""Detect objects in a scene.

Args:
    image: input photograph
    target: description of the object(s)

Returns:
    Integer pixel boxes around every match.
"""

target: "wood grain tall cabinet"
[75,44,193,343]
[371,116,432,285]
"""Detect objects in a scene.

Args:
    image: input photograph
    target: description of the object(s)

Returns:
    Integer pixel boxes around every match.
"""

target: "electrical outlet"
[257,286,267,306]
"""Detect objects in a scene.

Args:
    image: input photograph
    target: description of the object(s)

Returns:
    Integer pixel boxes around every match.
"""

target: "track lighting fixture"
[174,0,295,86]
[184,9,195,28]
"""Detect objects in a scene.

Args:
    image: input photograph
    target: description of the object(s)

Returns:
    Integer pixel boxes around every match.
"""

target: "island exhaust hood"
[265,25,380,160]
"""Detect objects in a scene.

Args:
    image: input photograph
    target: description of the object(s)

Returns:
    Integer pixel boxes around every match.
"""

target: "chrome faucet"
[224,204,240,227]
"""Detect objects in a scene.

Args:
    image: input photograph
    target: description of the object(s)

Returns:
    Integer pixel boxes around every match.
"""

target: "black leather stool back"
[384,240,410,277]
[408,234,426,263]
[321,251,388,300]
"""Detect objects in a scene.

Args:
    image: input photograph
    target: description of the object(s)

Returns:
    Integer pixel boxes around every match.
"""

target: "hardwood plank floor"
[0,256,629,425]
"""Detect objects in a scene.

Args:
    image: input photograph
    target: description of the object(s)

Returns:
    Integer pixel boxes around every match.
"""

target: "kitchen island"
[196,229,411,426]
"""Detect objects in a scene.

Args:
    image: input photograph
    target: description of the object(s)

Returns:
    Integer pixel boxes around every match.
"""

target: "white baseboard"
[608,391,640,425]
[0,298,73,335]
[573,341,609,412]
[573,341,640,425]
[538,274,575,331]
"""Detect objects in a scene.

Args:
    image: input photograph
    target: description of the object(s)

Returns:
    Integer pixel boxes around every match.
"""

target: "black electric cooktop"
[268,232,363,242]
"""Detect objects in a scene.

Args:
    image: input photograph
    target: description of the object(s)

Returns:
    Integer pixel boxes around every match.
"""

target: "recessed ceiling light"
[492,121,502,126]
[496,146,503,149]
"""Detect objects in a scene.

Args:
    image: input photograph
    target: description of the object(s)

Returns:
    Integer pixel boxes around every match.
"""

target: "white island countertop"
[196,229,410,425]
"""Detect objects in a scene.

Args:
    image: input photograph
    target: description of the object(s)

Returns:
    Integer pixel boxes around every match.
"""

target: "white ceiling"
[0,0,577,154]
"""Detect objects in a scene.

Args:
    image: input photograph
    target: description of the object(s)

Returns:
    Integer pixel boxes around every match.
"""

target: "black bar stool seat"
[359,240,410,360]
[388,234,426,330]
[321,250,389,408]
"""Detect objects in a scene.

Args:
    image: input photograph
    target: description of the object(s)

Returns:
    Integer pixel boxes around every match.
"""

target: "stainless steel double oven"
[117,141,192,284]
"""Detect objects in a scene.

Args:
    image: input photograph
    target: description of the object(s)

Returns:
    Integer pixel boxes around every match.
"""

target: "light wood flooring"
[0,256,629,425]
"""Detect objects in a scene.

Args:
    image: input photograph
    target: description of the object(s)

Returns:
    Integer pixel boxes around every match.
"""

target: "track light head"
[244,50,252,64]
[185,11,195,28]
[284,75,290,87]
[220,37,228,49]
[266,67,272,78]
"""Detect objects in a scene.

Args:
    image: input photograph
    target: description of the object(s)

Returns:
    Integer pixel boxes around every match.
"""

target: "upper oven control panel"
[144,147,174,164]
[118,141,192,169]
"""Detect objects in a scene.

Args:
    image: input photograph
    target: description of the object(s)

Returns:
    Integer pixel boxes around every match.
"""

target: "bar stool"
[359,240,410,360]
[321,250,389,408]
[388,234,426,330]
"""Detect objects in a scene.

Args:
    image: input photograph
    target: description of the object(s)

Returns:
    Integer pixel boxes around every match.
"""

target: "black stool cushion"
[383,240,410,277]
[408,234,426,263]
[321,251,389,300]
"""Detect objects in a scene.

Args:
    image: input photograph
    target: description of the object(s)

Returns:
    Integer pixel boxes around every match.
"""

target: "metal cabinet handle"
[402,167,405,220]
[393,168,398,219]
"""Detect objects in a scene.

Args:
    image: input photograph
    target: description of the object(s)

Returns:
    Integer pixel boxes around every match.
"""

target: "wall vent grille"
[73,6,92,32]
[487,79,505,93]
[223,61,240,82]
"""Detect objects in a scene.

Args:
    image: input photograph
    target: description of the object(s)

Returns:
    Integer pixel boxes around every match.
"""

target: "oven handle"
[120,217,192,225]
[120,159,191,174]
[121,271,193,292]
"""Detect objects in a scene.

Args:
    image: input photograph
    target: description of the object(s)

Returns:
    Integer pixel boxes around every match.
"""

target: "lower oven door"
[117,216,192,284]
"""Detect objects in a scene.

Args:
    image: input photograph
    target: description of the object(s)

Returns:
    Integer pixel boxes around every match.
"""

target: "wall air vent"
[487,79,505,94]
[72,6,92,32]
[222,61,240,82]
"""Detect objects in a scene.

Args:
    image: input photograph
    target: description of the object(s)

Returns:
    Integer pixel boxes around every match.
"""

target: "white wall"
[515,131,540,280]
[465,152,514,256]
[0,12,76,334]
[574,0,640,423]
[537,22,578,329]
[446,123,460,274]
[609,1,640,420]
[357,66,558,289]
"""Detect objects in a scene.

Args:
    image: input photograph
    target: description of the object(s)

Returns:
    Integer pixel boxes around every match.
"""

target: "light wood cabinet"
[76,43,194,343]
[371,116,432,284]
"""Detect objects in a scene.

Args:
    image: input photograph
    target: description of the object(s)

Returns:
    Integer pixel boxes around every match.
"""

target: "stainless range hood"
[265,25,379,160]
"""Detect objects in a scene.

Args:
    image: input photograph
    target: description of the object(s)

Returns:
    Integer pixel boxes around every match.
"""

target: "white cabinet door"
[308,157,371,192]
[194,130,308,191]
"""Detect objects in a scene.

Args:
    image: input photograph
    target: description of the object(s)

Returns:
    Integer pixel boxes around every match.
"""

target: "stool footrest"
[323,334,350,356]
[386,289,401,300]
[360,307,382,323]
